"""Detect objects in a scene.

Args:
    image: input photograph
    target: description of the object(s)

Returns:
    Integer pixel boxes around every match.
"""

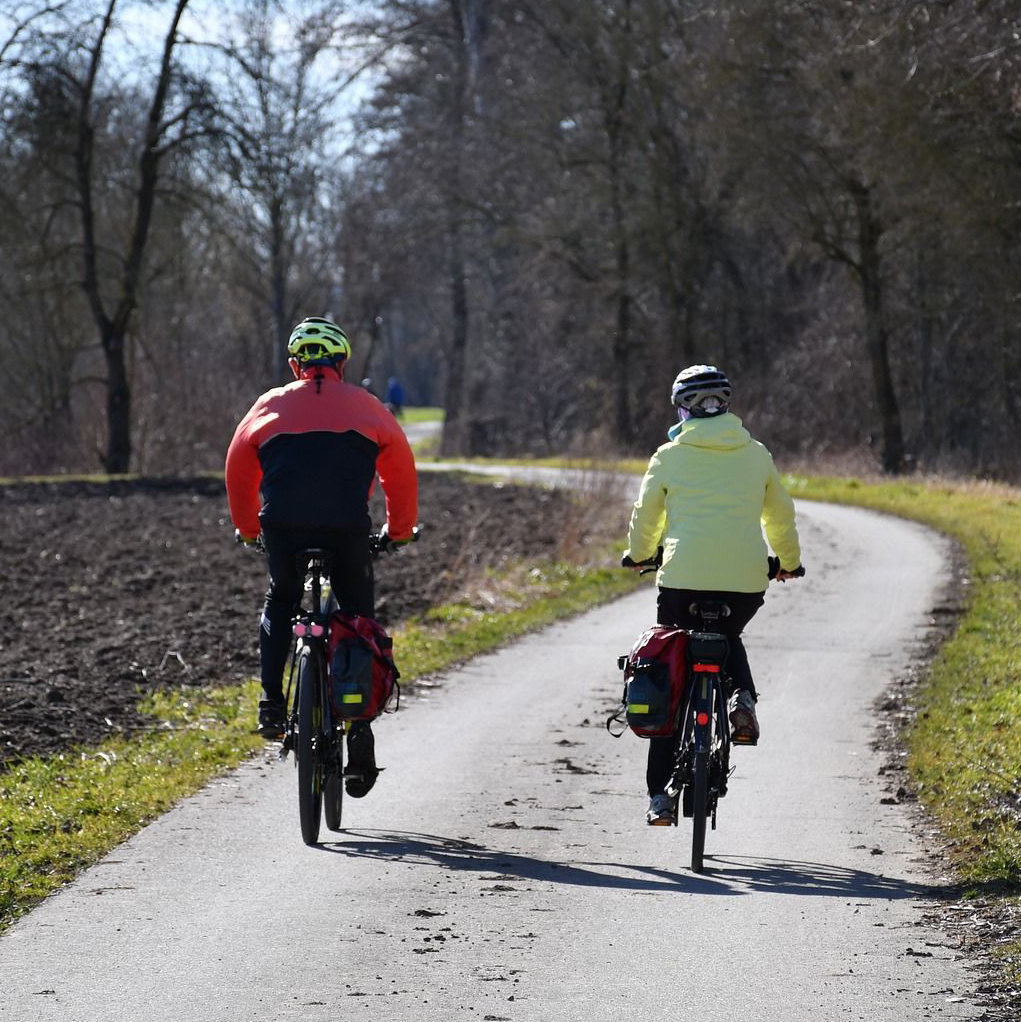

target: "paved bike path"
[0,502,981,1021]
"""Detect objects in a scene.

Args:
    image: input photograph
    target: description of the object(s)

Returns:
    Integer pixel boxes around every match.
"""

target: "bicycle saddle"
[688,601,731,621]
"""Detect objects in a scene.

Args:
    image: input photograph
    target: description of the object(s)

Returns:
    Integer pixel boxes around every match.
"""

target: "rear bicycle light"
[696,711,710,726]
[293,622,307,637]
[310,622,325,638]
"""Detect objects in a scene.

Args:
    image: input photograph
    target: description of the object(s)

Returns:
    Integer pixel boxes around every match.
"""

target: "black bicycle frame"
[283,551,335,751]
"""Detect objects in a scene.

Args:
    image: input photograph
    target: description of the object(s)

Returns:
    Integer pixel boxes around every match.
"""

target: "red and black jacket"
[225,368,418,540]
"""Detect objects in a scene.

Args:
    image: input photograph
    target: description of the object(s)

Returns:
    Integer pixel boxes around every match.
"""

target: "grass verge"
[400,406,444,424]
[0,685,264,930]
[0,552,643,933]
[785,474,1021,975]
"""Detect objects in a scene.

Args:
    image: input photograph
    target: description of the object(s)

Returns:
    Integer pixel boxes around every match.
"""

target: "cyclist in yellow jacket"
[624,365,802,825]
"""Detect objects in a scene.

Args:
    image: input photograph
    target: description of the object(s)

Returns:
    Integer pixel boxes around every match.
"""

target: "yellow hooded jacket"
[626,413,801,593]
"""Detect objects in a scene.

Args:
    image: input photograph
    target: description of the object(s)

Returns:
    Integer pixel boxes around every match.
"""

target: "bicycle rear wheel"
[690,748,709,873]
[296,648,323,845]
[323,737,344,832]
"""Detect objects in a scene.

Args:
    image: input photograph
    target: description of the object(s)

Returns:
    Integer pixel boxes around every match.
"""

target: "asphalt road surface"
[0,500,982,1021]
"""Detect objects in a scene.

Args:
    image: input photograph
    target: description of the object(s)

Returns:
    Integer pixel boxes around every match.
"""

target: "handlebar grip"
[371,524,421,555]
[769,556,806,579]
[621,545,663,570]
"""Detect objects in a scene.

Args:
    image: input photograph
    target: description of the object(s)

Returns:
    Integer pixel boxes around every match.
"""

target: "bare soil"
[0,473,578,766]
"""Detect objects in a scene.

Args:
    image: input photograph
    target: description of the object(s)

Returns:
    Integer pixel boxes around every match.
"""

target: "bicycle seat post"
[296,548,330,620]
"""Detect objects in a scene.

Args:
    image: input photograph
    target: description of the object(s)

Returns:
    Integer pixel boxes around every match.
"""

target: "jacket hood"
[667,412,751,450]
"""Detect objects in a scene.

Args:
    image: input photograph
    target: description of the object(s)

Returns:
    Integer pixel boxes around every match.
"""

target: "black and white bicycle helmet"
[670,365,732,417]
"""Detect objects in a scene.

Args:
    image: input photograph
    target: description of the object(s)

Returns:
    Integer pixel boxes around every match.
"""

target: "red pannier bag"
[326,612,400,721]
[615,626,688,738]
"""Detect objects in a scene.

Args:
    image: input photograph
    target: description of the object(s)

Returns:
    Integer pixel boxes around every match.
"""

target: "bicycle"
[621,550,805,872]
[240,528,417,846]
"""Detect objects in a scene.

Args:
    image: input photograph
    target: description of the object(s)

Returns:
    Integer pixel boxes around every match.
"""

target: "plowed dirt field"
[0,473,577,765]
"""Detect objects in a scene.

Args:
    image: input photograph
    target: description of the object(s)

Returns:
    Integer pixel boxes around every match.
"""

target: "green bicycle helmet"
[286,317,352,366]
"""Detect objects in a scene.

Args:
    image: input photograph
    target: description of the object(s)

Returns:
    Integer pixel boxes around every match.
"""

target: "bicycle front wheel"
[690,748,709,873]
[296,648,324,845]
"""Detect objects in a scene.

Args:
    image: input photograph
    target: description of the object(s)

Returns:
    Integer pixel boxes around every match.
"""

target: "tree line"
[1,0,1019,478]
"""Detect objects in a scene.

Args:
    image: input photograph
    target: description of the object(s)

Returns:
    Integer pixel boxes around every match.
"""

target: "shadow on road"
[691,855,936,900]
[319,828,733,894]
[318,831,935,902]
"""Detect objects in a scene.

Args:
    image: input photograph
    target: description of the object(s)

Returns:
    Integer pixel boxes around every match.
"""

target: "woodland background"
[1,0,1020,478]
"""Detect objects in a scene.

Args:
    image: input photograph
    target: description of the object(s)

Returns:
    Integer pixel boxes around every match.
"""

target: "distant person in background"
[385,376,405,418]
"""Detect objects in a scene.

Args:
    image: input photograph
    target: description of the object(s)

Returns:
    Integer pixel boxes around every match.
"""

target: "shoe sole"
[729,709,759,746]
[345,728,377,798]
[344,770,378,798]
[647,816,676,826]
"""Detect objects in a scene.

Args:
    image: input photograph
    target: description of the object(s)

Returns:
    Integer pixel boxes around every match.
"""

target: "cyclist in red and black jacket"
[225,317,418,798]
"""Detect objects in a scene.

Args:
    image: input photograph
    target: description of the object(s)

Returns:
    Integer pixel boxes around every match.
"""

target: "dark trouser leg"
[324,533,379,793]
[258,528,306,705]
[645,587,765,796]
[326,534,375,618]
[647,733,680,798]
[258,527,374,705]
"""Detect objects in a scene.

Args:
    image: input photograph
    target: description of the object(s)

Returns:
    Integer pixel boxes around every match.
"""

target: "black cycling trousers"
[259,525,375,703]
[646,587,765,797]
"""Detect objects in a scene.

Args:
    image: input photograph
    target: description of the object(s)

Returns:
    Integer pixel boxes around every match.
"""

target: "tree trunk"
[439,0,486,456]
[441,225,470,454]
[74,0,189,474]
[102,327,132,474]
[270,197,288,385]
[604,14,633,451]
[850,179,905,474]
[1001,321,1021,433]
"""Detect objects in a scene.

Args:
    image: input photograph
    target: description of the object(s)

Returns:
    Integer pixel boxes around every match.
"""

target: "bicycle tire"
[690,748,709,873]
[296,648,323,846]
[324,746,344,832]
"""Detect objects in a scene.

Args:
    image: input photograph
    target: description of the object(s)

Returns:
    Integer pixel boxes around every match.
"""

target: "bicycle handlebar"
[767,555,806,581]
[620,546,663,575]
[621,547,806,582]
[370,525,421,556]
[235,525,422,558]
[235,528,264,551]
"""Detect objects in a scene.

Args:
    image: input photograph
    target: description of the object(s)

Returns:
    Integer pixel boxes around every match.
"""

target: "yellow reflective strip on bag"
[630,704,650,714]
[343,694,363,703]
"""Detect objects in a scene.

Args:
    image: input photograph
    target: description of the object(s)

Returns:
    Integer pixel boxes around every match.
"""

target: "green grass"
[400,406,445,424]
[0,684,265,929]
[784,475,1021,892]
[423,452,645,470]
[0,550,644,932]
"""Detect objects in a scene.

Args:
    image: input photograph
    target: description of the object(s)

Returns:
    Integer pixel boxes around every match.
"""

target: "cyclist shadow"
[658,854,937,900]
[319,829,738,896]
